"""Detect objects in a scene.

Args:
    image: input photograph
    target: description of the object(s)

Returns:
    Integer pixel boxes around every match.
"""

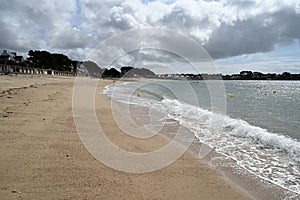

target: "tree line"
[0,50,157,78]
[2,50,298,80]
[222,71,300,80]
[0,50,77,72]
[164,71,300,80]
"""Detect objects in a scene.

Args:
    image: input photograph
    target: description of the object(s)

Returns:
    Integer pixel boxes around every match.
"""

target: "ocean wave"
[225,118,300,161]
[103,83,300,194]
[161,98,300,194]
[162,98,300,160]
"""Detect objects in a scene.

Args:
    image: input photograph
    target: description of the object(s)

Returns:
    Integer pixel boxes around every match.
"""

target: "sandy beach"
[0,75,249,199]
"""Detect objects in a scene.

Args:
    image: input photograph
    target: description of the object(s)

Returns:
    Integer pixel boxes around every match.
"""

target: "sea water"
[103,80,300,196]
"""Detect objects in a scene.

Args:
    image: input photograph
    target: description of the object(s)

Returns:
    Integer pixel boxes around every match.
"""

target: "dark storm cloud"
[205,8,300,59]
[0,0,299,72]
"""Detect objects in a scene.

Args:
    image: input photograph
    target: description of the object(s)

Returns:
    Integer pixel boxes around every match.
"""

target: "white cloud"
[0,0,299,73]
[0,0,77,51]
[48,25,89,49]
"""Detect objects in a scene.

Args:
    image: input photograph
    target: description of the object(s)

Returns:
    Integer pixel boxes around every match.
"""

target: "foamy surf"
[161,98,300,194]
[103,81,300,195]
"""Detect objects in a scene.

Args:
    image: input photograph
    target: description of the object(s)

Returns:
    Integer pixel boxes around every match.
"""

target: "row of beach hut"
[0,64,75,76]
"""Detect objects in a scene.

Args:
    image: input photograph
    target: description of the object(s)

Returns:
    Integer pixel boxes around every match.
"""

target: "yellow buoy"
[228,93,236,98]
[137,93,141,97]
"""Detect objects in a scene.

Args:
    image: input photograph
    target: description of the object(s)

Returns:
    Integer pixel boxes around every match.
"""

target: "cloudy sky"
[1,0,300,74]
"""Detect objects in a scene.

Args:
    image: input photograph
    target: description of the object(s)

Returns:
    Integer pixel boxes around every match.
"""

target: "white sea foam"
[103,83,300,195]
[161,98,300,194]
[102,85,113,95]
[162,98,300,158]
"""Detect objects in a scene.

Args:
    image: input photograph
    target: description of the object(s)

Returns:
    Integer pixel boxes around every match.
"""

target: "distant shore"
[0,75,250,199]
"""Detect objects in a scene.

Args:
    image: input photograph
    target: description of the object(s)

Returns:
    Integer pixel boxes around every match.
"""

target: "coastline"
[107,79,298,199]
[102,78,300,199]
[1,75,248,199]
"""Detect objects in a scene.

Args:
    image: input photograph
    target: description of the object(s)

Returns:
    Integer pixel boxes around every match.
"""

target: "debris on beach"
[11,190,21,194]
[228,93,236,98]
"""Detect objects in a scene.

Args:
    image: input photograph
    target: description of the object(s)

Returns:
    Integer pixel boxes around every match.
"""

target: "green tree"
[27,50,72,71]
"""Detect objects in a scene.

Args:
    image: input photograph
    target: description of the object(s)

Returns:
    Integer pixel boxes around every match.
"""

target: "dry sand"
[0,75,249,199]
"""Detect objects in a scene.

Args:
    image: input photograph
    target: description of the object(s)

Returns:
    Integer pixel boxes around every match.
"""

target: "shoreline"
[106,91,294,200]
[0,75,248,199]
[104,78,300,199]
